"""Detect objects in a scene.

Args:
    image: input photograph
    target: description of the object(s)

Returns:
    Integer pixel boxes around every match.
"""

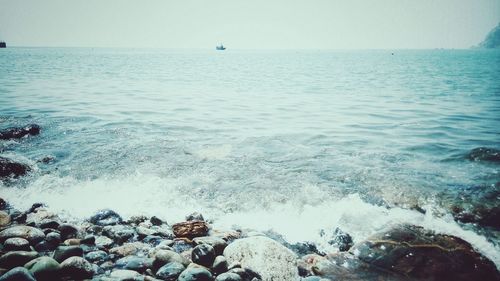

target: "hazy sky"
[0,0,499,49]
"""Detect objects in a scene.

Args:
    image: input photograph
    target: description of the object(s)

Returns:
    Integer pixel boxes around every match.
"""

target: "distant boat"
[216,44,226,50]
[0,42,6,48]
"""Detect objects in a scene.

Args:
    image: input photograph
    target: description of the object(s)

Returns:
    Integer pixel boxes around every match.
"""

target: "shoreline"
[0,198,498,281]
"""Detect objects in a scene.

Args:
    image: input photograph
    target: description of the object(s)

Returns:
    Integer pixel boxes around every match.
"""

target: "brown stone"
[0,211,10,227]
[172,221,208,239]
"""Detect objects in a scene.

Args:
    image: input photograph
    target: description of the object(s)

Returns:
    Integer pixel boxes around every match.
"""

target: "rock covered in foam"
[223,236,299,281]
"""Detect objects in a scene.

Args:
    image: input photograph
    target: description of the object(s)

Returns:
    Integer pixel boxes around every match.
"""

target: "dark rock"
[0,197,6,209]
[193,236,227,256]
[103,225,135,244]
[59,256,93,279]
[0,225,45,245]
[328,228,353,252]
[38,156,55,164]
[12,212,27,224]
[3,237,30,251]
[84,250,108,264]
[349,224,500,281]
[90,209,123,226]
[172,221,209,239]
[212,255,228,275]
[227,268,261,281]
[192,244,215,267]
[45,232,61,245]
[466,147,500,163]
[58,223,79,240]
[53,246,83,262]
[39,219,60,229]
[34,241,58,252]
[215,273,242,281]
[178,267,212,281]
[151,216,164,226]
[0,157,30,179]
[81,235,96,245]
[42,228,58,235]
[115,255,153,273]
[0,251,39,269]
[27,203,45,214]
[24,256,61,281]
[0,267,36,281]
[0,124,40,140]
[156,261,185,281]
[186,212,205,222]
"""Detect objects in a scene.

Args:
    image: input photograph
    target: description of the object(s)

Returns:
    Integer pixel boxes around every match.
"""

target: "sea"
[1,48,499,265]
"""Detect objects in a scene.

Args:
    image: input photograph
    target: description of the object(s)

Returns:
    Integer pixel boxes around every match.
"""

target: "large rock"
[177,267,212,281]
[191,244,216,267]
[0,124,40,140]
[24,256,61,281]
[0,226,45,245]
[0,267,36,281]
[172,221,208,239]
[0,251,39,270]
[90,209,123,226]
[223,236,299,281]
[59,256,93,279]
[156,261,185,281]
[349,224,500,281]
[0,157,30,179]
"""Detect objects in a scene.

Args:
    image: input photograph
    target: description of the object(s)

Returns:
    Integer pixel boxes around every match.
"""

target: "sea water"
[1,48,499,265]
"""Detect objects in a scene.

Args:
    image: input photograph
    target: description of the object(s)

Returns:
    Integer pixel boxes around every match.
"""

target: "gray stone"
[95,235,114,248]
[212,255,228,275]
[59,256,93,279]
[153,249,190,270]
[193,236,227,256]
[53,245,83,262]
[103,225,135,243]
[223,236,299,281]
[0,267,36,281]
[24,256,61,281]
[3,237,30,251]
[115,255,153,273]
[109,269,144,281]
[0,226,45,245]
[85,250,108,263]
[0,251,39,270]
[90,209,123,226]
[178,267,212,281]
[45,232,61,245]
[155,261,185,281]
[215,273,242,281]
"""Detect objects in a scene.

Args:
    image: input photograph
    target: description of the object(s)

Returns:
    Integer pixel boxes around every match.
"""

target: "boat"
[0,42,6,48]
[216,44,226,50]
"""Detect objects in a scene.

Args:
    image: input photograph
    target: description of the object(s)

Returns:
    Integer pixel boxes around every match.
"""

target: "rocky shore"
[0,197,498,281]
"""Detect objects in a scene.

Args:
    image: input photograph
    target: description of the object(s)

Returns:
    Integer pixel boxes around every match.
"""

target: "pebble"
[0,251,39,269]
[53,246,84,262]
[103,225,136,244]
[3,237,30,251]
[110,269,144,281]
[215,272,242,281]
[0,211,11,227]
[85,250,108,263]
[24,256,61,280]
[193,236,227,256]
[59,256,94,279]
[212,255,229,275]
[177,267,213,281]
[115,255,153,273]
[58,223,79,240]
[0,226,45,245]
[156,261,185,281]
[191,244,216,267]
[95,235,114,248]
[90,209,123,226]
[153,249,190,270]
[0,267,36,281]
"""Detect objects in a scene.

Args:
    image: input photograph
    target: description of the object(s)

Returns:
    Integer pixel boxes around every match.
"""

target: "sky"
[0,0,499,49]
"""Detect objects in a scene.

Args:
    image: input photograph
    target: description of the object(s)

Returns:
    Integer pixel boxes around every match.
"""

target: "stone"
[85,250,108,263]
[0,197,6,209]
[90,209,123,226]
[81,235,95,245]
[177,267,212,281]
[150,225,175,239]
[39,219,60,229]
[115,255,153,273]
[215,273,242,281]
[136,226,157,237]
[193,236,227,256]
[110,242,149,257]
[59,256,93,279]
[156,261,185,281]
[53,246,83,262]
[58,223,79,240]
[3,237,30,251]
[150,216,163,226]
[143,235,164,246]
[0,124,40,140]
[226,268,261,281]
[0,251,39,270]
[152,249,191,270]
[223,236,299,281]
[24,256,61,281]
[0,211,10,226]
[349,224,500,281]
[171,239,193,253]
[0,157,30,178]
[0,226,45,245]
[186,212,204,222]
[45,232,61,245]
[103,225,136,243]
[212,255,228,275]
[34,241,57,252]
[466,147,500,162]
[192,244,215,267]
[63,238,81,246]
[95,235,114,248]
[328,228,353,252]
[110,269,144,281]
[0,267,36,281]
[172,221,209,239]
